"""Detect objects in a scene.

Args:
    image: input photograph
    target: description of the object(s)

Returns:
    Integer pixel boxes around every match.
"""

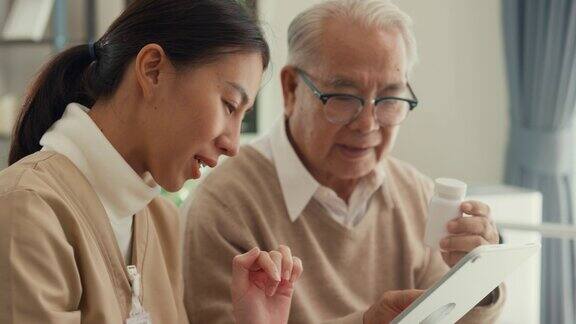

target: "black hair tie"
[88,42,96,61]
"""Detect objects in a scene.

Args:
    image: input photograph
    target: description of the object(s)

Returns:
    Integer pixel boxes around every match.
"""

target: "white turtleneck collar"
[40,102,160,263]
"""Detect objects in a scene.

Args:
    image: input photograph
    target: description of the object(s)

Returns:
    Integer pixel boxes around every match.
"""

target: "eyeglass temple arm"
[296,69,324,97]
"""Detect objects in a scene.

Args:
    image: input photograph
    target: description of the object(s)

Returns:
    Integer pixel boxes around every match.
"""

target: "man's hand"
[364,290,424,324]
[440,200,500,267]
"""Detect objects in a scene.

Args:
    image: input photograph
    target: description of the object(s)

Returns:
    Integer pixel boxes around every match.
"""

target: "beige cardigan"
[0,151,188,323]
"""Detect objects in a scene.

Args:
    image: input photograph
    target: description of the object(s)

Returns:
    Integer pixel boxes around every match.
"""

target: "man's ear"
[134,43,167,100]
[281,66,299,117]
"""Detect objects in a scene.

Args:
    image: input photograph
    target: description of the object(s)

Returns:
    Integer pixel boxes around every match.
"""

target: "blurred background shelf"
[0,0,130,169]
[0,0,98,52]
[0,38,55,46]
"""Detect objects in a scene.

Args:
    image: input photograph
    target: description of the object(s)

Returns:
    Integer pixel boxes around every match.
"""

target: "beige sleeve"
[183,187,258,324]
[0,190,82,324]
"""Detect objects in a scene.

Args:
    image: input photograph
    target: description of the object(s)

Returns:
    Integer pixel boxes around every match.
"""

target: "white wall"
[256,0,509,185]
[96,0,123,36]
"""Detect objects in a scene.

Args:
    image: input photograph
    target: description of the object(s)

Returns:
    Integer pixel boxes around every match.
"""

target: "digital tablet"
[391,243,540,324]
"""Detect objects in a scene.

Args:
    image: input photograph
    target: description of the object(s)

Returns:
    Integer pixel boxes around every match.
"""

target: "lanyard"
[126,265,151,324]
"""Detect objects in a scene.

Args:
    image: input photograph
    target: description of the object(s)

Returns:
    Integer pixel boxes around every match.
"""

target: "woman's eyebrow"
[226,81,249,106]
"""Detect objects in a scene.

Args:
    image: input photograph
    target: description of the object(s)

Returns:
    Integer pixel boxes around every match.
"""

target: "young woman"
[0,0,302,323]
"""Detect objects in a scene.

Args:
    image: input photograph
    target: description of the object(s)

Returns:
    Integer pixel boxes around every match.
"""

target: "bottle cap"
[434,178,467,200]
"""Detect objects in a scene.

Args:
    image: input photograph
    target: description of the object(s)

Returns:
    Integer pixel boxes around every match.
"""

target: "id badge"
[126,312,152,324]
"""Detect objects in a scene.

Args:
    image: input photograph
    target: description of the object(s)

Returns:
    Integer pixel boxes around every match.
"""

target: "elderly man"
[183,0,504,323]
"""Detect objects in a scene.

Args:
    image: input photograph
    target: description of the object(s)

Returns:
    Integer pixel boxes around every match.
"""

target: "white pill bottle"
[424,178,467,249]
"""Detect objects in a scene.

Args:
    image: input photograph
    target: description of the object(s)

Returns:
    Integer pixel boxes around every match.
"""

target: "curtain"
[502,1,576,323]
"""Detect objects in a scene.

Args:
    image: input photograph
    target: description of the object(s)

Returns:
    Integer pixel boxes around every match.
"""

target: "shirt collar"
[268,117,387,222]
[40,103,160,220]
[269,117,320,222]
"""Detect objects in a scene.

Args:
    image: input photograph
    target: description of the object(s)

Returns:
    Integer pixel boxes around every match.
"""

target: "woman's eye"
[223,100,237,114]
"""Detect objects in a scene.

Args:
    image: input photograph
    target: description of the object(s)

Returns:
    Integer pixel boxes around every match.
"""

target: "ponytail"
[9,45,95,165]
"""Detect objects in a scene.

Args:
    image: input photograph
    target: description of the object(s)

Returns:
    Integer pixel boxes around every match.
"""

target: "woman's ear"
[134,43,168,99]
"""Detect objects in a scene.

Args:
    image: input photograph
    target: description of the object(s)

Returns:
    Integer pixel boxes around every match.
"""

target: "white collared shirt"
[251,117,384,227]
[40,103,160,264]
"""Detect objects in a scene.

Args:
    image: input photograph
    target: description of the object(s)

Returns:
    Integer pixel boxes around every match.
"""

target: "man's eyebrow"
[325,76,407,94]
[379,82,406,94]
[325,76,361,90]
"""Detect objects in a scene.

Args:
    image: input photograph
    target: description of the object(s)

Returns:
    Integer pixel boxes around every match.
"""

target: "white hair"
[287,0,418,72]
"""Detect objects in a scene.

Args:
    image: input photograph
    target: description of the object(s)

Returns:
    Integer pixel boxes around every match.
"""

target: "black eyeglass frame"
[295,68,419,125]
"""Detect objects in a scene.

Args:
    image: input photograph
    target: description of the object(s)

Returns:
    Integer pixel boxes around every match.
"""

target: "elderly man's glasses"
[296,69,419,126]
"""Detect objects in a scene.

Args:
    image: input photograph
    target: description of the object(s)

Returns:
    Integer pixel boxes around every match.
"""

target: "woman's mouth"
[191,155,217,179]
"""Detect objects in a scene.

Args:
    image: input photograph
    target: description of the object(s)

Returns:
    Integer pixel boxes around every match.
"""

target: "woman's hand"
[231,245,303,324]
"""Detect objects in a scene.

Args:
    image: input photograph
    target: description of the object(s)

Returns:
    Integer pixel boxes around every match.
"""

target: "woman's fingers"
[231,247,261,299]
[278,245,294,281]
[290,257,303,284]
[236,246,303,297]
[267,251,283,296]
[257,251,281,282]
[232,247,260,275]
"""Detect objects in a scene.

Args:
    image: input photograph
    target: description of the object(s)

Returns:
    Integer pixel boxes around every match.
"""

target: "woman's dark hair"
[9,0,269,165]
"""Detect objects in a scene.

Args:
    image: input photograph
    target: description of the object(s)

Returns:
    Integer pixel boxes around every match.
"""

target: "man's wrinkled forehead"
[311,23,407,74]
